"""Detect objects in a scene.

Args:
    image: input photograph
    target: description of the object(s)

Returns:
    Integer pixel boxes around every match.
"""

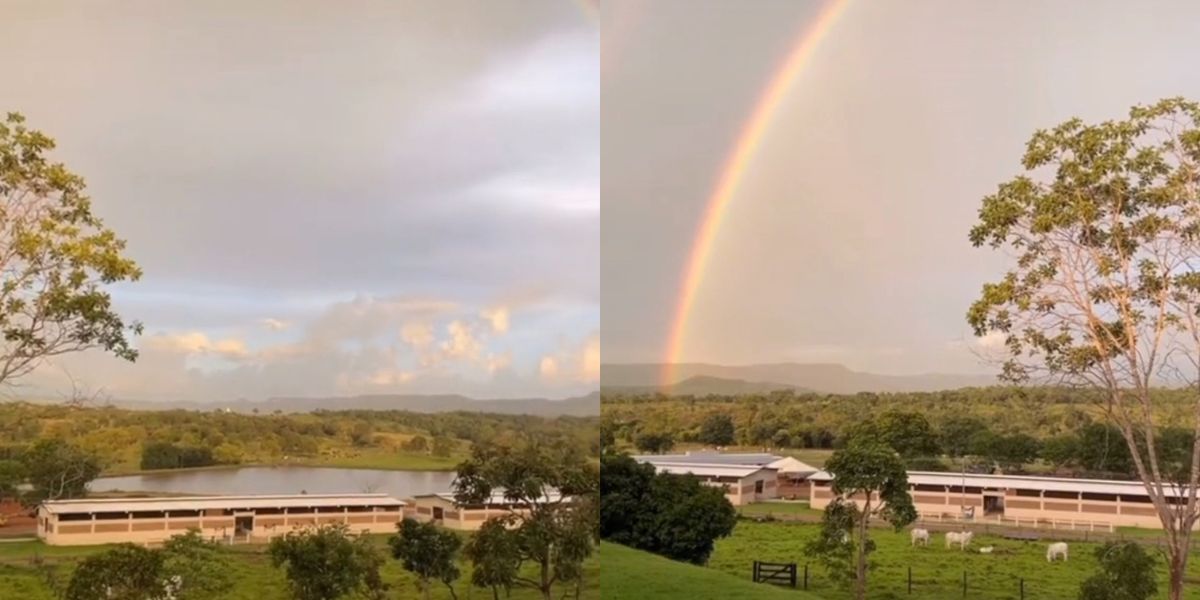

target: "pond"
[91,466,457,499]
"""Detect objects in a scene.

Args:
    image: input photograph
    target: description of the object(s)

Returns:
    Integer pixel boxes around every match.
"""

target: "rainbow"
[662,0,851,386]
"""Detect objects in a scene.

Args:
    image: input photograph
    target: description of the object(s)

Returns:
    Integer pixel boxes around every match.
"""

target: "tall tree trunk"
[1168,546,1188,600]
[854,500,870,600]
[541,557,552,600]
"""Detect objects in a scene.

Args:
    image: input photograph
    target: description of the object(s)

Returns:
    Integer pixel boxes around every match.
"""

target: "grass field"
[600,541,823,599]
[0,536,598,600]
[738,500,824,519]
[708,521,1200,599]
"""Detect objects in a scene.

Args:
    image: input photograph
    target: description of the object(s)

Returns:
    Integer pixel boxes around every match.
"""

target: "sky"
[0,0,598,402]
[601,0,1200,376]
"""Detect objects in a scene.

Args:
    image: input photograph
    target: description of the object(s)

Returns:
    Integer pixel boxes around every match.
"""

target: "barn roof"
[649,461,776,478]
[41,493,404,515]
[809,470,1195,498]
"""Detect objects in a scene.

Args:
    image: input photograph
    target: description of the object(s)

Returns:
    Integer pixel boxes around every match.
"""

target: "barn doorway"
[983,491,1005,516]
[235,515,254,537]
[432,507,444,521]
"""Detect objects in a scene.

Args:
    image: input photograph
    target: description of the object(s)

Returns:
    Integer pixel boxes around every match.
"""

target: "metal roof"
[412,488,564,505]
[41,493,404,515]
[633,452,783,466]
[809,470,1195,498]
[649,461,776,478]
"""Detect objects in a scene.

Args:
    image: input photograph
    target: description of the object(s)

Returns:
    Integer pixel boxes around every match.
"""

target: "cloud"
[539,356,559,379]
[481,306,510,333]
[143,331,249,360]
[538,333,599,384]
[260,318,290,331]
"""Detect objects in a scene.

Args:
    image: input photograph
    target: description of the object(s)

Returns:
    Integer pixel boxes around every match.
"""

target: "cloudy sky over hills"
[0,0,598,402]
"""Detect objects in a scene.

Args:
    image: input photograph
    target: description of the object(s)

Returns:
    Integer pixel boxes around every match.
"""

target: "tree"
[389,518,462,600]
[633,431,673,454]
[808,439,916,600]
[848,411,939,459]
[65,544,165,600]
[968,98,1200,599]
[598,453,736,564]
[453,442,598,600]
[463,519,522,600]
[403,435,429,453]
[268,523,387,600]
[160,530,234,600]
[22,439,100,502]
[1079,542,1158,600]
[697,413,735,446]
[431,436,454,457]
[0,112,142,387]
[0,458,23,498]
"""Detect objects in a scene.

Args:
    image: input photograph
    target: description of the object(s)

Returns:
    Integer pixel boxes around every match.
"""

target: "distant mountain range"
[20,392,600,417]
[600,362,998,395]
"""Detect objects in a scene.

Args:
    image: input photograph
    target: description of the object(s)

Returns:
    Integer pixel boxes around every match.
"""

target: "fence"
[917,511,1116,533]
[751,561,797,588]
[751,562,1072,599]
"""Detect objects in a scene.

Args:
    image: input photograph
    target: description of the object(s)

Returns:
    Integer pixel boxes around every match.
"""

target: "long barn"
[37,494,406,546]
[809,470,1189,529]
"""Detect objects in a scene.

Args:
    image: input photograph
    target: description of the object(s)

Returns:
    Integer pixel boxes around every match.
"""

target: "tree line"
[602,388,1196,480]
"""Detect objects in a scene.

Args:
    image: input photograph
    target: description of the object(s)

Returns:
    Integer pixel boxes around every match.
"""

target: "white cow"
[1047,542,1068,562]
[945,531,974,550]
[910,528,930,546]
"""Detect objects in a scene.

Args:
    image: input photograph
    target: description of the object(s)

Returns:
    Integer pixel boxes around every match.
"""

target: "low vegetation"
[0,401,598,479]
[600,541,821,600]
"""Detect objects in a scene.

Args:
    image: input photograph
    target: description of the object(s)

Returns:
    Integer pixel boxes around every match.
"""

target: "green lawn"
[0,536,597,600]
[709,521,1200,599]
[600,541,823,599]
[738,501,823,519]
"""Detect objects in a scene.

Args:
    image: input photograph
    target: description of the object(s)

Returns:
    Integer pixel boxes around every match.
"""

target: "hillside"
[600,542,821,599]
[601,362,996,394]
[604,375,803,396]
[30,391,600,417]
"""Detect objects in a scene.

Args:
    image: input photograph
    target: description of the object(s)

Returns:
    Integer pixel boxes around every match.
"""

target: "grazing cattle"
[945,531,974,550]
[979,546,994,554]
[910,528,930,546]
[1047,542,1068,562]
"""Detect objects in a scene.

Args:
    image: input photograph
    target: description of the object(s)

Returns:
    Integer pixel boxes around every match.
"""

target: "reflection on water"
[91,466,457,498]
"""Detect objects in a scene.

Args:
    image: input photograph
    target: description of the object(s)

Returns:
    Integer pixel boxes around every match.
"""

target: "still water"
[91,466,457,499]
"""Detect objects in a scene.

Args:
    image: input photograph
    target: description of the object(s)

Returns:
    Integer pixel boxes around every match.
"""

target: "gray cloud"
[601,0,1200,374]
[2,0,597,400]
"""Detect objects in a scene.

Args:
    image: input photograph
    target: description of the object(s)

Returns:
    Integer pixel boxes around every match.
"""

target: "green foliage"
[0,402,599,475]
[0,112,143,386]
[846,410,939,459]
[159,530,235,600]
[633,431,673,454]
[0,458,24,497]
[140,442,217,470]
[598,453,736,565]
[454,441,599,600]
[463,519,522,599]
[402,435,429,453]
[822,439,917,600]
[64,544,164,600]
[22,439,100,502]
[804,498,858,585]
[697,413,735,446]
[431,436,454,458]
[390,518,462,600]
[1079,542,1158,600]
[268,523,386,600]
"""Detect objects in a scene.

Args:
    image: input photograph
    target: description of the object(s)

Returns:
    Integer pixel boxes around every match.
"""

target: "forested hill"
[0,401,599,475]
[18,391,600,417]
[601,362,996,394]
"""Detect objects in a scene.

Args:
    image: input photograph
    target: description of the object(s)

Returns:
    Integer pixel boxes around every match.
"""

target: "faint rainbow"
[662,0,851,385]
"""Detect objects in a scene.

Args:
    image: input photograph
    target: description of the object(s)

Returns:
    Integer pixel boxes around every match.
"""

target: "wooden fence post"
[962,571,967,598]
[1020,577,1025,600]
[753,560,759,582]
